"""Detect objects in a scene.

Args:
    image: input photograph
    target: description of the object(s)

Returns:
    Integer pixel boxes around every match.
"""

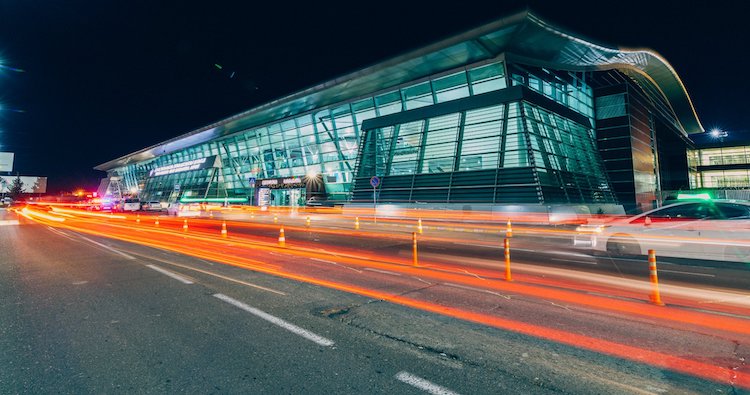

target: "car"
[166,202,201,217]
[141,201,162,211]
[1,197,12,206]
[574,199,750,263]
[121,198,141,212]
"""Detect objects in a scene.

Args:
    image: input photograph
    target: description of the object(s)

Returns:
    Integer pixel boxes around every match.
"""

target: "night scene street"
[1,1,749,394]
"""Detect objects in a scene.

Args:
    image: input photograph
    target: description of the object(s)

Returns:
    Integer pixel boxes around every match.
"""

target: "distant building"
[95,10,704,214]
[687,131,750,197]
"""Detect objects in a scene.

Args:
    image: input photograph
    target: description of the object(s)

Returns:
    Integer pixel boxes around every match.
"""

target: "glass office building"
[688,132,750,191]
[96,11,703,213]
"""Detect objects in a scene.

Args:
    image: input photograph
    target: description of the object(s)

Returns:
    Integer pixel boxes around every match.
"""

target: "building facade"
[688,131,750,197]
[95,11,704,214]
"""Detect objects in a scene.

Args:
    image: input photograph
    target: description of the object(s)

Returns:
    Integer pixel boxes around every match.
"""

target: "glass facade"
[353,98,614,204]
[112,60,510,204]
[690,146,750,189]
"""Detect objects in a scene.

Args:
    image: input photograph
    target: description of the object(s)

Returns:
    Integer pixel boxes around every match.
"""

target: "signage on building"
[256,176,305,189]
[149,156,220,177]
[0,152,14,173]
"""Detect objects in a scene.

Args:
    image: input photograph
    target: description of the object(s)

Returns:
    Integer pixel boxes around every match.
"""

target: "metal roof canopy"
[95,10,704,172]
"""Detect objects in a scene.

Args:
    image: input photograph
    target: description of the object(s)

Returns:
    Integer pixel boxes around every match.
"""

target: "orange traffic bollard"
[355,216,360,230]
[274,214,278,224]
[412,232,418,266]
[183,219,188,232]
[306,216,311,228]
[136,214,140,223]
[278,226,286,247]
[155,218,160,226]
[504,238,512,281]
[417,218,423,234]
[221,221,227,238]
[648,249,664,306]
[506,219,513,238]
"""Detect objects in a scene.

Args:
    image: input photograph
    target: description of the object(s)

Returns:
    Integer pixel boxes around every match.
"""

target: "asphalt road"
[1,209,748,393]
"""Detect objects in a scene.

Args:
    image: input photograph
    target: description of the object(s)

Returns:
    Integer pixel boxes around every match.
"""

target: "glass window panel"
[433,72,470,103]
[469,62,507,94]
[402,82,433,110]
[375,91,402,116]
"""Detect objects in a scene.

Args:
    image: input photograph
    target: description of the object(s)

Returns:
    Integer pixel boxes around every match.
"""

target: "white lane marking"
[46,226,81,242]
[412,276,433,285]
[213,293,334,347]
[443,282,511,299]
[75,235,136,260]
[659,269,716,278]
[551,258,597,265]
[459,243,501,249]
[309,258,363,273]
[363,268,402,277]
[146,264,194,284]
[394,371,460,395]
[0,220,19,226]
[125,250,286,296]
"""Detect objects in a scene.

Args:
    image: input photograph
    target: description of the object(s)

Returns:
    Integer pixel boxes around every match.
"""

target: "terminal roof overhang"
[95,10,704,172]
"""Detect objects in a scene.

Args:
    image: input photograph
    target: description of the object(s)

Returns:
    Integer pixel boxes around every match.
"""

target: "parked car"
[121,198,141,212]
[141,201,162,211]
[166,202,201,217]
[574,199,750,263]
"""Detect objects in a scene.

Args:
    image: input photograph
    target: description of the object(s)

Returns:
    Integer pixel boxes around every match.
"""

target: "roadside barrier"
[648,249,664,306]
[417,218,423,234]
[183,219,188,232]
[221,221,227,238]
[355,216,360,230]
[506,219,513,238]
[504,238,512,281]
[279,226,286,247]
[412,232,418,266]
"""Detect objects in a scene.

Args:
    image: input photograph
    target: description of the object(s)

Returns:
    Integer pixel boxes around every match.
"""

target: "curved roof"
[96,10,703,171]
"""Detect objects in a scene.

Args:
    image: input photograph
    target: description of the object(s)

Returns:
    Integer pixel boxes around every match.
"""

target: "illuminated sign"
[0,176,47,193]
[149,156,219,177]
[0,152,14,172]
[256,176,304,189]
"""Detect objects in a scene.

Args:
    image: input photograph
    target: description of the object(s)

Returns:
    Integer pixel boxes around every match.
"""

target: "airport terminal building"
[95,11,704,214]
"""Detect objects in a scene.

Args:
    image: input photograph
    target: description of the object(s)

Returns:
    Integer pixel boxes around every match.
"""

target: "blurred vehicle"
[166,202,201,217]
[2,197,12,206]
[574,199,750,263]
[141,201,162,211]
[306,196,334,207]
[90,198,115,212]
[121,198,141,212]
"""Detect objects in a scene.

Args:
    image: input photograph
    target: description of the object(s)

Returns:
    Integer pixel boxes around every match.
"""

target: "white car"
[141,201,163,211]
[166,202,201,217]
[121,198,141,212]
[575,199,750,263]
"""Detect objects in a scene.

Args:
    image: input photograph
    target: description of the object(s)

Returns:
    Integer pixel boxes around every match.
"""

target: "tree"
[9,176,24,200]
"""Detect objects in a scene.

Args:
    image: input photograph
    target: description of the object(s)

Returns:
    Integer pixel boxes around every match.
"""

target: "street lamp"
[709,128,728,139]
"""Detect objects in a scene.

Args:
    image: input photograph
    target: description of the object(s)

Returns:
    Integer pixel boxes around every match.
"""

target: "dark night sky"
[0,0,748,193]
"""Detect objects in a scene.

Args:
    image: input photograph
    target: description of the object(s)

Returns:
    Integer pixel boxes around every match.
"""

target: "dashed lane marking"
[146,264,194,284]
[394,371,460,395]
[214,293,334,347]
